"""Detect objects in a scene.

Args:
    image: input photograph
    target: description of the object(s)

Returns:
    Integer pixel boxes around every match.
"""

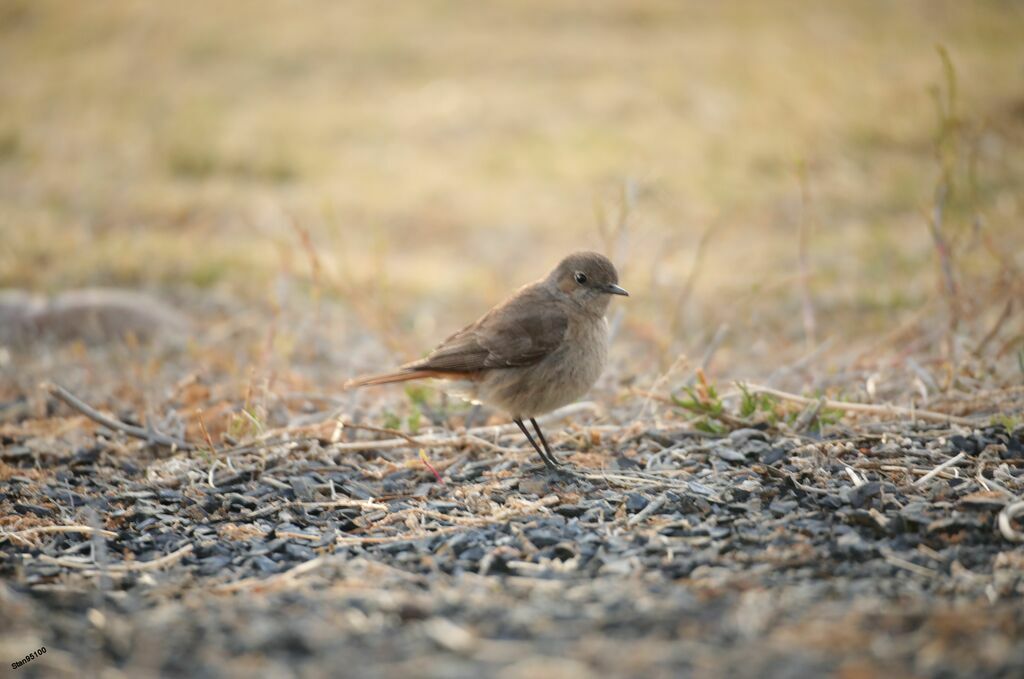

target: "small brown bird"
[347,251,628,471]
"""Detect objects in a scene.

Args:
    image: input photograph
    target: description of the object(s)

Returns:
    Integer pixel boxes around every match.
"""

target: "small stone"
[526,528,560,548]
[769,499,798,517]
[730,428,769,444]
[554,504,587,518]
[713,446,747,463]
[14,503,53,517]
[517,478,548,496]
[289,477,315,502]
[625,493,649,513]
[598,559,634,576]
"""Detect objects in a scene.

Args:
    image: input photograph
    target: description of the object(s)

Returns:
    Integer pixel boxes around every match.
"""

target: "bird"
[346,251,628,472]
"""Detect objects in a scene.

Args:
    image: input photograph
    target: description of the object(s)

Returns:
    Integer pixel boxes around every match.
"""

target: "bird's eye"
[574,272,588,285]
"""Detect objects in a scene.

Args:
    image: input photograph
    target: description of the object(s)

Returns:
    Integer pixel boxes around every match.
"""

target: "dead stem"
[44,383,193,450]
[740,382,980,426]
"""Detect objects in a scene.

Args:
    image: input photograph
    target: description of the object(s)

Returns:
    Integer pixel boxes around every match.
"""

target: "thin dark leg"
[529,418,560,467]
[464,404,483,429]
[514,418,558,470]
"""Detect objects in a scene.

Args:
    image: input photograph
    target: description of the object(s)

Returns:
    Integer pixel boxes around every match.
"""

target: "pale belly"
[460,315,609,418]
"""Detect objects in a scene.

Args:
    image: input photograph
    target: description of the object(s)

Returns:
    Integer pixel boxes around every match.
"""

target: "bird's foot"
[544,462,581,481]
[520,461,581,483]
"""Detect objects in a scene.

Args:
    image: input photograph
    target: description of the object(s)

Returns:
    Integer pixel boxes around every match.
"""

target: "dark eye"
[574,271,587,285]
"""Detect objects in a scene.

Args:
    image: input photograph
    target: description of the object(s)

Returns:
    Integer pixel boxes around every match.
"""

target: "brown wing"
[404,284,568,374]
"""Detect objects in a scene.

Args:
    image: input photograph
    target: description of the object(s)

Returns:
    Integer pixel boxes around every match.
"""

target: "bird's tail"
[344,369,444,389]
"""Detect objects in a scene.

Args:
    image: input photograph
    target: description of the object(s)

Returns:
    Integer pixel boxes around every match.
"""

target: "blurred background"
[1,0,1022,418]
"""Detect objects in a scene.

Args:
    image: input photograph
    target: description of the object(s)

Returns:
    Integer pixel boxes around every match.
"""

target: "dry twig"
[0,524,117,545]
[997,501,1024,543]
[45,383,193,450]
[740,383,979,426]
[34,544,194,574]
[914,452,968,486]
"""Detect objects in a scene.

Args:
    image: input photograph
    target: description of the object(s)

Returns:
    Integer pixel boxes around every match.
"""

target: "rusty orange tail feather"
[345,369,467,388]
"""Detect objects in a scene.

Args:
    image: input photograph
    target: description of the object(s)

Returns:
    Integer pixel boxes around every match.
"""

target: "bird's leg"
[514,418,558,471]
[464,404,484,429]
[529,418,560,467]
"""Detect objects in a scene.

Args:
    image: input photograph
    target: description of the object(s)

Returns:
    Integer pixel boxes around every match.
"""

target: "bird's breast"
[475,314,608,418]
[560,313,609,388]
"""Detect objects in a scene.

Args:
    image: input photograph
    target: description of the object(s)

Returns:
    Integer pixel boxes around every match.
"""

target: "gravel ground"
[2,293,1023,677]
[3,397,1024,678]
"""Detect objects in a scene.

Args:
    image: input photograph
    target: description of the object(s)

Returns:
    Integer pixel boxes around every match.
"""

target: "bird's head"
[548,251,628,314]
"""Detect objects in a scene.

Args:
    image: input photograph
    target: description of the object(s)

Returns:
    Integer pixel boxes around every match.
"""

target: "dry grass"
[1,0,1022,404]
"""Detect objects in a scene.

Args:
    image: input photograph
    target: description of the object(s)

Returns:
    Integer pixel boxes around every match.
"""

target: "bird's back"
[406,281,569,375]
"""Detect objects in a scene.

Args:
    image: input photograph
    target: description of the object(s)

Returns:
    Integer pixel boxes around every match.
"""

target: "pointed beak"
[603,283,629,296]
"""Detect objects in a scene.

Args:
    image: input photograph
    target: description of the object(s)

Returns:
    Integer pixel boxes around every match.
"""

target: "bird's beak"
[603,283,629,296]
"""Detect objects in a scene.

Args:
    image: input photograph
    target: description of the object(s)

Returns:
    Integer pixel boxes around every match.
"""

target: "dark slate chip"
[526,529,561,548]
[554,504,587,518]
[550,543,577,560]
[376,538,421,555]
[250,555,282,573]
[842,509,889,533]
[902,498,943,517]
[662,557,698,578]
[949,435,978,455]
[198,555,233,576]
[818,495,844,510]
[44,487,89,507]
[625,493,649,513]
[289,476,315,502]
[730,487,751,502]
[158,489,183,502]
[28,563,64,578]
[410,483,435,497]
[614,455,642,469]
[768,499,798,517]
[224,493,257,510]
[847,481,896,509]
[686,481,716,498]
[835,530,876,558]
[133,501,162,517]
[763,446,792,466]
[342,481,377,500]
[14,503,53,517]
[450,463,487,482]
[284,543,317,561]
[119,460,141,475]
[194,541,233,559]
[71,446,103,465]
[458,546,485,564]
[257,538,290,555]
[644,431,678,447]
[446,531,477,556]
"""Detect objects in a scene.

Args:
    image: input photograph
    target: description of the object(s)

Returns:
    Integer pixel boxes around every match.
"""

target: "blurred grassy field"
[1,0,1022,376]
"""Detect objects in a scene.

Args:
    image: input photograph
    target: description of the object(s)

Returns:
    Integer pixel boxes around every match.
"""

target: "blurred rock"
[0,288,190,348]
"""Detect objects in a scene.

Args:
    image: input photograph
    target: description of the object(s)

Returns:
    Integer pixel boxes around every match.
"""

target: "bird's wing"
[405,285,568,374]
